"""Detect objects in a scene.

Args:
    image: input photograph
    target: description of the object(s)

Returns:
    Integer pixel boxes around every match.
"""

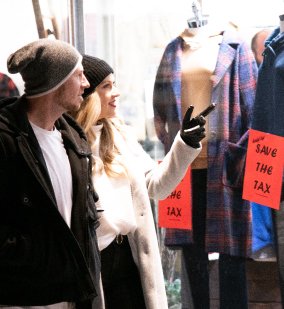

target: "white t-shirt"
[30,122,73,227]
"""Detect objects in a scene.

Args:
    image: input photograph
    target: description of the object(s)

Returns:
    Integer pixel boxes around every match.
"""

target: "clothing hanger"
[187,0,208,28]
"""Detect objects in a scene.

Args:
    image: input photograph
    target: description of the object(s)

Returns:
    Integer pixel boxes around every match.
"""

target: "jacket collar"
[211,30,243,87]
[0,96,30,136]
[55,113,92,158]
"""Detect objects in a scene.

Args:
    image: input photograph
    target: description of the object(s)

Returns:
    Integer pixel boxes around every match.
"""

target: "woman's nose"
[113,85,120,97]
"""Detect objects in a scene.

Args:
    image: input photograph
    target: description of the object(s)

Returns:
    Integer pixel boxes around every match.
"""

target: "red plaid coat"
[153,29,258,257]
[0,72,19,98]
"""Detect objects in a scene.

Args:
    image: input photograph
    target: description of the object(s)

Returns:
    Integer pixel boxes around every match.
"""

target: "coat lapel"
[212,31,240,87]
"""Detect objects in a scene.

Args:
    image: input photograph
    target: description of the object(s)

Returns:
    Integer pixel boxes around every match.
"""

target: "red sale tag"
[158,166,192,229]
[243,129,284,210]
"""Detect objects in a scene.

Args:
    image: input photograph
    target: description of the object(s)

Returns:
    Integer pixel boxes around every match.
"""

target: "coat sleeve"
[125,124,201,200]
[153,47,171,147]
[153,38,182,153]
[145,133,201,200]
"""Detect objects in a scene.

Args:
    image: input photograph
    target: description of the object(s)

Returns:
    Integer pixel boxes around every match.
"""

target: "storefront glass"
[1,1,284,307]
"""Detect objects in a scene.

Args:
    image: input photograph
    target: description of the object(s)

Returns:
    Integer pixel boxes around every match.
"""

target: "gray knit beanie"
[7,38,82,98]
[82,55,114,98]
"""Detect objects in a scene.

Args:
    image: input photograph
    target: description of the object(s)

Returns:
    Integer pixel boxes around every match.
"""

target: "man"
[0,39,100,308]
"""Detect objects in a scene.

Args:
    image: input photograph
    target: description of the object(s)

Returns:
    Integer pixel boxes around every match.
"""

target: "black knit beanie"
[82,54,114,98]
[7,38,81,98]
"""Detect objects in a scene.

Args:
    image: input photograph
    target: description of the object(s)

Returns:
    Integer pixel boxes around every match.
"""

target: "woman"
[72,54,206,309]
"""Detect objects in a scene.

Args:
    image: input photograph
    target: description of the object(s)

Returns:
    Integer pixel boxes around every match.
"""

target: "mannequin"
[181,24,246,309]
[153,6,258,308]
[251,16,284,306]
[176,19,223,309]
[180,25,222,170]
[250,26,275,261]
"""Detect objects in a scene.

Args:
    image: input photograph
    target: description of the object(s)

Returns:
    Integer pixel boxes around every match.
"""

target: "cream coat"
[95,124,201,309]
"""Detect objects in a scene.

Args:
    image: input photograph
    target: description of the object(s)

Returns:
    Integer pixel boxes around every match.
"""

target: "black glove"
[180,105,206,148]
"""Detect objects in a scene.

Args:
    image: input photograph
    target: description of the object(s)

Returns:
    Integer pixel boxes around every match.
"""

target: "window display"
[0,0,284,307]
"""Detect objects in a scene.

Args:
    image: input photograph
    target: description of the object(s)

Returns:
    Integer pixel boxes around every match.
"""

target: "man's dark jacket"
[0,96,100,307]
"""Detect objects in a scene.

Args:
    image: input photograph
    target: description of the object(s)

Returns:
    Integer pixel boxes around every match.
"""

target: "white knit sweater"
[92,124,137,250]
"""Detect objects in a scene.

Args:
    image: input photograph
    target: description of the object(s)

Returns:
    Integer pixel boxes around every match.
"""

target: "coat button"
[22,195,31,206]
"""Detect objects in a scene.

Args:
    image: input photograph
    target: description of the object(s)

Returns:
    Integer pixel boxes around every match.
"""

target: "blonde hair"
[71,91,125,177]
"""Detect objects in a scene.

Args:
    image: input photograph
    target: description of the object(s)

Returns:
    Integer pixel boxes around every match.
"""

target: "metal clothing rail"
[32,0,46,38]
[68,0,85,54]
[32,0,85,54]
